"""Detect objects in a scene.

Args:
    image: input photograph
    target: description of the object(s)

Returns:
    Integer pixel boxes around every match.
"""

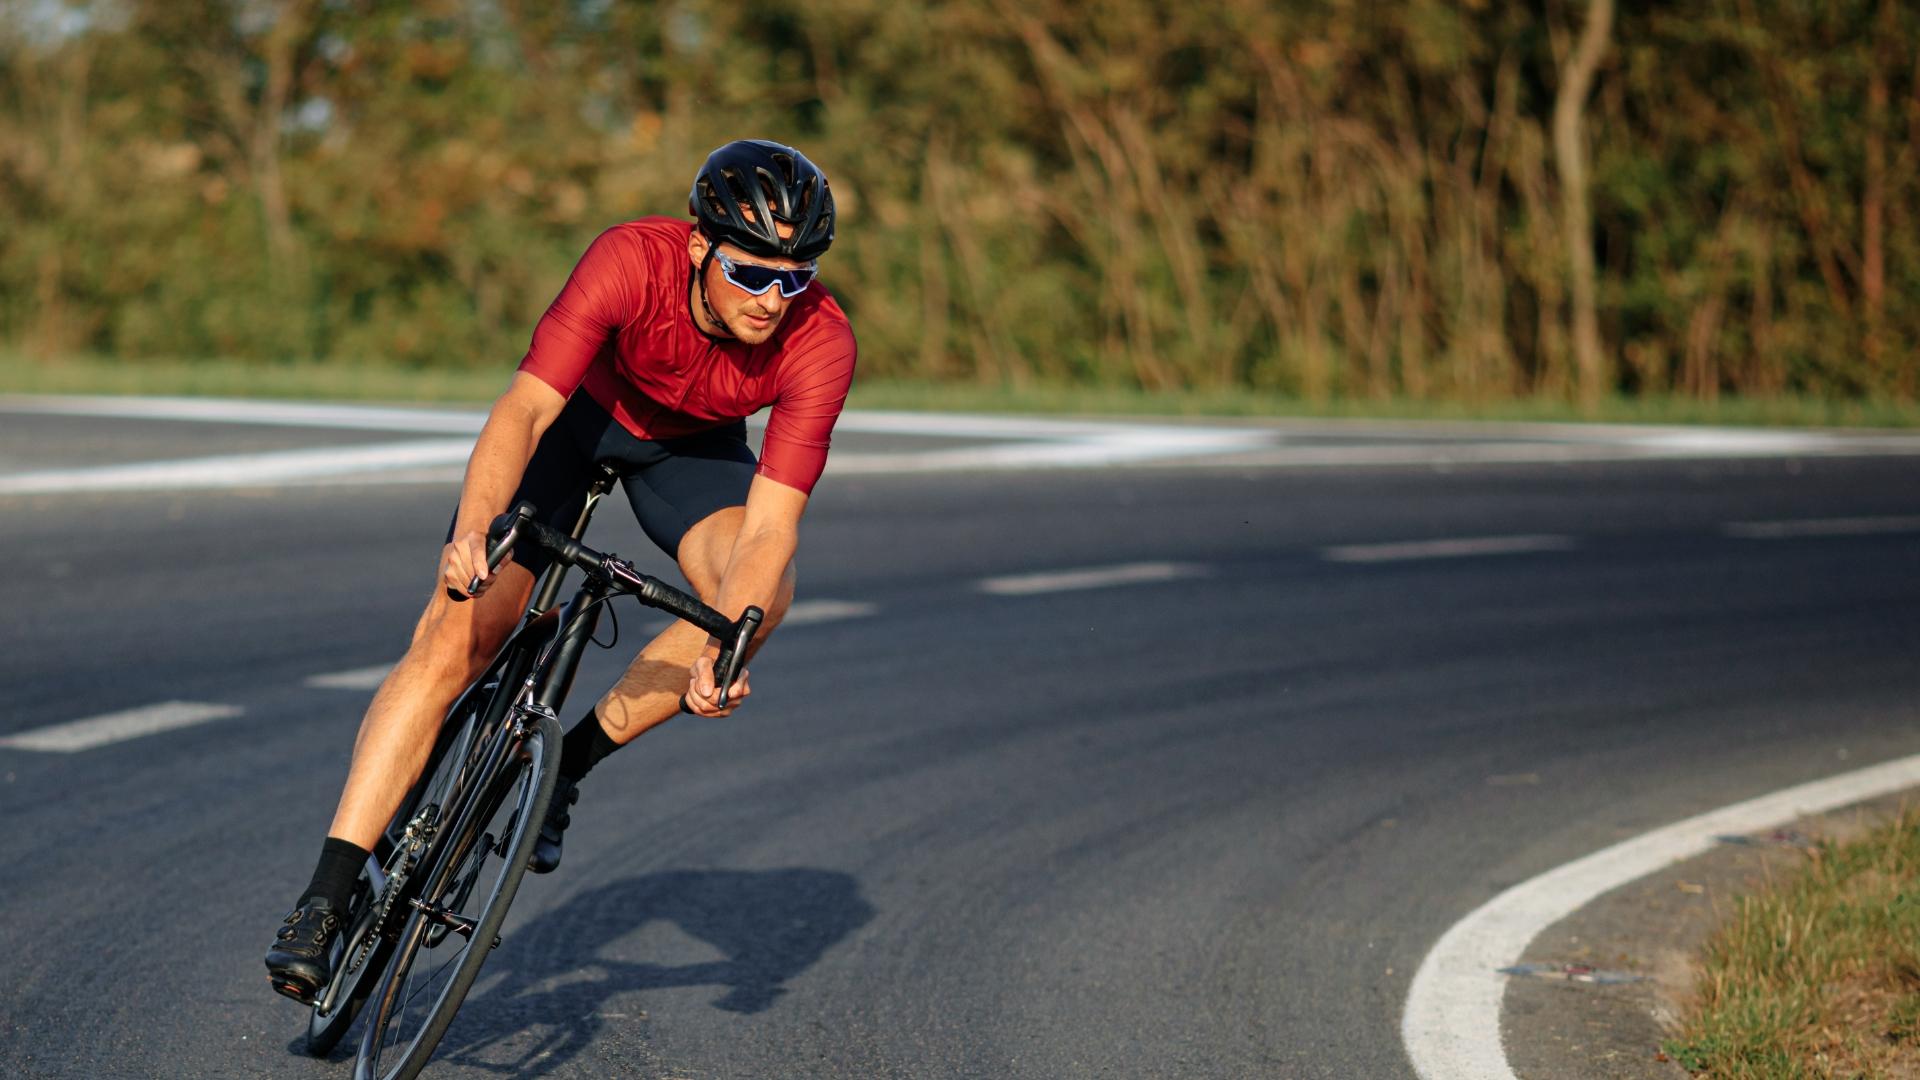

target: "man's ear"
[687,229,710,268]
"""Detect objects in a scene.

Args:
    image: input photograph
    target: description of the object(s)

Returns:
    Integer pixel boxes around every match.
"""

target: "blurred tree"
[0,0,1912,400]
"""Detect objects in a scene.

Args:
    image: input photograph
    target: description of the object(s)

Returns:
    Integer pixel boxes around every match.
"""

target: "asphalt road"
[2,412,1918,1079]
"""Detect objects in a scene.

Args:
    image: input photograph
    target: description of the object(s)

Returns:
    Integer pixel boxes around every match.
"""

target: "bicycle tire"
[303,864,382,1056]
[305,695,479,1057]
[353,708,561,1080]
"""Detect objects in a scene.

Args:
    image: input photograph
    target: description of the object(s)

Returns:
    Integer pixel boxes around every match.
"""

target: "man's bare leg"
[325,563,536,850]
[593,506,795,744]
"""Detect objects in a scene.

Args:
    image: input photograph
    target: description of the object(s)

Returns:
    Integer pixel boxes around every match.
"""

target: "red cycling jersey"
[516,217,857,495]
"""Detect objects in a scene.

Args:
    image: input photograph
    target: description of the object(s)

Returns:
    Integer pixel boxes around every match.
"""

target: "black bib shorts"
[450,392,756,578]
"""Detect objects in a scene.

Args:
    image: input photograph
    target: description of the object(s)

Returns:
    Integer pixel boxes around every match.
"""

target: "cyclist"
[266,139,853,1003]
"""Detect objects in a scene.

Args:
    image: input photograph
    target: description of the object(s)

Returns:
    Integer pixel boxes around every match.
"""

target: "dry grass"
[1667,812,1920,1078]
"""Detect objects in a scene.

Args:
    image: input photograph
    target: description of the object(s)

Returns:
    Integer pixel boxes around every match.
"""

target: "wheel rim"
[360,738,544,1080]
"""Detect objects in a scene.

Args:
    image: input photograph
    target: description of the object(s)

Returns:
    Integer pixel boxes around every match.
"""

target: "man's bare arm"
[442,373,568,597]
[684,475,807,712]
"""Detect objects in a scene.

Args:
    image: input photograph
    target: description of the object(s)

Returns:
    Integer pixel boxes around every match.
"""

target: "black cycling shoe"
[528,776,579,874]
[265,897,342,1004]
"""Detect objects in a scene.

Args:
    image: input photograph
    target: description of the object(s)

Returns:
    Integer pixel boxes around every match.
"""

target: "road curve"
[1,410,1917,1078]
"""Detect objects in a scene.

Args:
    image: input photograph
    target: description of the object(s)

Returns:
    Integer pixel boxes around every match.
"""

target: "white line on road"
[780,599,878,625]
[1401,751,1920,1080]
[0,395,487,434]
[1321,535,1575,563]
[1723,515,1920,539]
[305,664,396,690]
[0,439,474,495]
[10,396,1920,493]
[977,562,1209,596]
[0,701,244,753]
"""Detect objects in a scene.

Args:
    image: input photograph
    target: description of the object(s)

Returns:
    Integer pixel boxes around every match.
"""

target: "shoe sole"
[270,975,319,1005]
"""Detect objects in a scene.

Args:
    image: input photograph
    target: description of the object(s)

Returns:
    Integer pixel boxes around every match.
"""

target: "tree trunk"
[1862,0,1893,388]
[1553,0,1613,412]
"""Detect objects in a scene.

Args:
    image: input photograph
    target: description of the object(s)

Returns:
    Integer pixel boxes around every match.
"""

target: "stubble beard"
[729,307,780,345]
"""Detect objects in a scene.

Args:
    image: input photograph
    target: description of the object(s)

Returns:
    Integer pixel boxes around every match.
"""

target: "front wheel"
[304,861,387,1056]
[353,709,561,1080]
[308,675,489,1058]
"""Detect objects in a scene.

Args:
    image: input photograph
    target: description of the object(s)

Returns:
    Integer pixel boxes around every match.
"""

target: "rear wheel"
[353,709,561,1080]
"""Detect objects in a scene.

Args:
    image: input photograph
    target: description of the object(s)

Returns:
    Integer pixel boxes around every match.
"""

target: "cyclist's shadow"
[430,867,875,1075]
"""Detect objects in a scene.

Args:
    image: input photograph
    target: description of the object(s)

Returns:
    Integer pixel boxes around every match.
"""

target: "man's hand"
[685,653,751,718]
[441,530,503,599]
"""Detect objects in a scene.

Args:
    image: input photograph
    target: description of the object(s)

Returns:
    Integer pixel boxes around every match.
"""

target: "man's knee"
[676,507,746,601]
[673,511,796,628]
[407,571,530,683]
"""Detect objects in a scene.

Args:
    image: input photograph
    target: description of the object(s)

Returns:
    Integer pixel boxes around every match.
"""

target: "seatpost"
[527,465,620,616]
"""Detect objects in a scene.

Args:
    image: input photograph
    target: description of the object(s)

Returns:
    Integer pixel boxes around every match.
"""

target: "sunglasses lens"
[720,257,814,297]
[779,268,815,297]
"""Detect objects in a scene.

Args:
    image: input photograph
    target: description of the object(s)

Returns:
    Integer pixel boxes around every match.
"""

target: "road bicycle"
[296,470,762,1080]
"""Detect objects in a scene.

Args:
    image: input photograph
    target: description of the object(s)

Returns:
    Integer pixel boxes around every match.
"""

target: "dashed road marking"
[1724,515,1920,539]
[0,701,244,753]
[977,562,1209,596]
[306,664,396,690]
[1321,535,1575,563]
[1401,751,1920,1080]
[780,599,878,625]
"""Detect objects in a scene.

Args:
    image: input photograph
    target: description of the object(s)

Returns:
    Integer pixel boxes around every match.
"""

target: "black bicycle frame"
[380,466,621,874]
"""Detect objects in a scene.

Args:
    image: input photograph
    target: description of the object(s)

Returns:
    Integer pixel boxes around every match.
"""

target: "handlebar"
[444,508,524,604]
[455,505,763,708]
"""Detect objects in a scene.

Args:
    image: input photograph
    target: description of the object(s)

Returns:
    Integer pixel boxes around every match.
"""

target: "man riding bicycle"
[266,139,854,1003]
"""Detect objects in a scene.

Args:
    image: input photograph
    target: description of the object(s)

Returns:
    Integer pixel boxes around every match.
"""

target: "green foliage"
[0,0,1915,402]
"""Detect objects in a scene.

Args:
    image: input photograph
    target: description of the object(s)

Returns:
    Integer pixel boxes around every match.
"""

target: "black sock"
[302,836,371,913]
[558,708,622,782]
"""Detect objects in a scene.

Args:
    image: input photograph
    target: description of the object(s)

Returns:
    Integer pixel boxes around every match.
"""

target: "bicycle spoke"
[358,713,556,1080]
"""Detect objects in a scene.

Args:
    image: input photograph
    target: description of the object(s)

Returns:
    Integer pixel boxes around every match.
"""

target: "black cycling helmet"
[689,139,835,261]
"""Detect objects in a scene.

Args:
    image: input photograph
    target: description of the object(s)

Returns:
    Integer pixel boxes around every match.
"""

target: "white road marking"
[1627,428,1845,456]
[1321,535,1575,563]
[779,599,878,625]
[1401,751,1920,1080]
[7,396,1920,493]
[305,663,396,690]
[1724,515,1920,539]
[0,701,244,753]
[0,438,473,495]
[0,394,487,433]
[978,562,1209,596]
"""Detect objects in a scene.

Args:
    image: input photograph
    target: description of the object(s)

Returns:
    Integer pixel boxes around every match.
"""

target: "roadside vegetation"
[7,352,1920,429]
[3,3,1917,414]
[1666,811,1920,1078]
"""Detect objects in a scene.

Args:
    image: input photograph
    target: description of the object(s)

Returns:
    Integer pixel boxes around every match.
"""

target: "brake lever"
[446,504,532,603]
[712,606,764,709]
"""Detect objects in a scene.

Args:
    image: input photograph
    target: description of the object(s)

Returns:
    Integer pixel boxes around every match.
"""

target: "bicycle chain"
[348,807,439,974]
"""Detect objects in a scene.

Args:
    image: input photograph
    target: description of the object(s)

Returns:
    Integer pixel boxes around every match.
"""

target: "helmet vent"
[689,139,835,259]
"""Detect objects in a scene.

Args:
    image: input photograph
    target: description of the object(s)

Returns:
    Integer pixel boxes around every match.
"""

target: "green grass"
[1664,812,1920,1078]
[4,352,1919,427]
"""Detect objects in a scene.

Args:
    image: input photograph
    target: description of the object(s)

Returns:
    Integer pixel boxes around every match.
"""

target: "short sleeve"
[516,228,645,397]
[756,323,856,495]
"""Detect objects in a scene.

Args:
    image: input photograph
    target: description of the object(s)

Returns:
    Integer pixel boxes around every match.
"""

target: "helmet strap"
[691,245,734,340]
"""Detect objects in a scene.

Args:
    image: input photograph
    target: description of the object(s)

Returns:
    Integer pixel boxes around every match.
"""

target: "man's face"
[687,229,811,346]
